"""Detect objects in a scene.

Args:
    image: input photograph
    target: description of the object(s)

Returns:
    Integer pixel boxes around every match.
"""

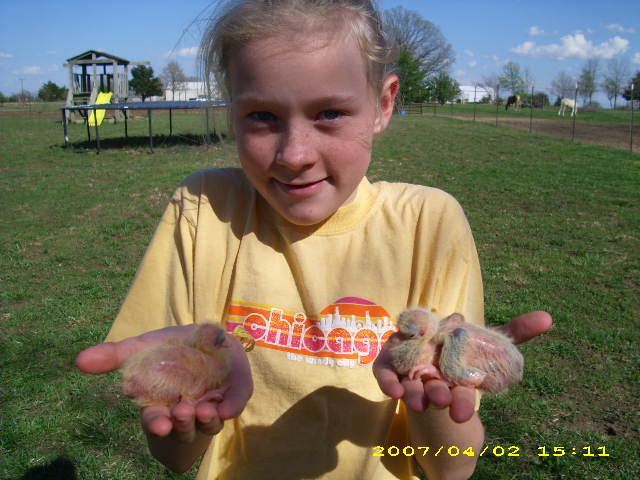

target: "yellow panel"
[87,91,113,127]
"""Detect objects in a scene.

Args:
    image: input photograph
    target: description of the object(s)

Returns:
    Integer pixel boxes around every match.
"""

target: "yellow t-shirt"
[106,167,484,479]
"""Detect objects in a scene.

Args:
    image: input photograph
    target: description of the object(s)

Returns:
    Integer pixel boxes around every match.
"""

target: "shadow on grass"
[62,132,227,151]
[20,456,77,480]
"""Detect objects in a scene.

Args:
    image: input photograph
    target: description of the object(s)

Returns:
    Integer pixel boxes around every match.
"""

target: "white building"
[457,85,495,103]
[164,81,221,101]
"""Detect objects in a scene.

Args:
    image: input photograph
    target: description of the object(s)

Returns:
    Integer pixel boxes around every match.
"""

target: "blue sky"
[1,0,638,103]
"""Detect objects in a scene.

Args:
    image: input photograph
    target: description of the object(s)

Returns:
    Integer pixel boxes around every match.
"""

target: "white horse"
[558,98,577,117]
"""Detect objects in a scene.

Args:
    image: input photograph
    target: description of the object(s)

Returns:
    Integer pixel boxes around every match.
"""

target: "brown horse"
[505,94,522,110]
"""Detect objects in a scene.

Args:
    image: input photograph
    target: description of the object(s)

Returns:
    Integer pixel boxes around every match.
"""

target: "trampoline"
[61,100,228,153]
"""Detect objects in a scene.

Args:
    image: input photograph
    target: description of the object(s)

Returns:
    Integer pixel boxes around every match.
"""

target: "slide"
[87,91,113,127]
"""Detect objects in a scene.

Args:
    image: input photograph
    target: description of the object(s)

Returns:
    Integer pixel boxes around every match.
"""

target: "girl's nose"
[275,123,315,170]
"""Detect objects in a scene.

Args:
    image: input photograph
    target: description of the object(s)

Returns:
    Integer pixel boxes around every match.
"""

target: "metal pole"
[473,84,477,122]
[169,109,173,136]
[529,84,534,134]
[94,109,100,154]
[148,109,153,153]
[571,84,578,141]
[62,109,69,147]
[205,107,211,144]
[495,87,499,127]
[124,109,128,139]
[630,83,635,153]
[85,109,90,142]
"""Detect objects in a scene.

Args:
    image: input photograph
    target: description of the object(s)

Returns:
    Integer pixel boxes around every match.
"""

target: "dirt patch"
[449,114,639,153]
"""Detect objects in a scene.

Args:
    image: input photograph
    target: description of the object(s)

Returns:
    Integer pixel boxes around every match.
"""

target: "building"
[457,85,494,103]
[164,81,221,101]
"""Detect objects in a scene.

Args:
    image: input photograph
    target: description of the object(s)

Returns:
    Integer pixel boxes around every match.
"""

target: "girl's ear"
[374,74,400,135]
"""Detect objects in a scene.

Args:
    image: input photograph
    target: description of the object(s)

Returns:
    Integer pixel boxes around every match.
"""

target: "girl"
[77,1,551,478]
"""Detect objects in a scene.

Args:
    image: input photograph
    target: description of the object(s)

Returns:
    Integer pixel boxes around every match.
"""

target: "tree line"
[3,6,638,108]
[481,59,639,110]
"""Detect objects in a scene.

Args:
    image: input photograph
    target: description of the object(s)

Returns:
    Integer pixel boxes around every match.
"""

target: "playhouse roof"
[66,50,130,66]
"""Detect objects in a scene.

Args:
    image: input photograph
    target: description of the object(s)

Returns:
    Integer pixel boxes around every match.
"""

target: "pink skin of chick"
[389,308,524,393]
[121,323,232,408]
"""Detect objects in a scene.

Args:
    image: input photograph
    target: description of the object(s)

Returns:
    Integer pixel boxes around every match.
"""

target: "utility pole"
[19,78,25,103]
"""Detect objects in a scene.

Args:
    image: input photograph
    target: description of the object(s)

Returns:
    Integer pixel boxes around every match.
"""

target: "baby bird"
[389,308,523,393]
[121,323,232,408]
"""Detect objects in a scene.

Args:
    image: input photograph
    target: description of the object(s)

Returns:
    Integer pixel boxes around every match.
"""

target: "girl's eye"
[249,111,276,122]
[318,110,343,121]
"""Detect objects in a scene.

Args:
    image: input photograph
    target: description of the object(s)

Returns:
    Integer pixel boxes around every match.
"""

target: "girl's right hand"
[76,324,254,443]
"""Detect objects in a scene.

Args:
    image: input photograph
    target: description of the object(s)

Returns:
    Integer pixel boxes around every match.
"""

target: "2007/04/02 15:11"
[372,445,610,458]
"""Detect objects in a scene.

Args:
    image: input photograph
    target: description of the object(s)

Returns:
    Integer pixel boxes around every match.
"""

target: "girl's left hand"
[373,311,553,423]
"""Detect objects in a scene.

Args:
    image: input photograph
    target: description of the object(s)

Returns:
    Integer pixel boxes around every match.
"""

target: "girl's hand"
[76,325,253,442]
[373,311,552,423]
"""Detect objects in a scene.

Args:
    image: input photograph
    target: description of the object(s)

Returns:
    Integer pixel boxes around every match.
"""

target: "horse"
[505,94,522,110]
[558,98,577,117]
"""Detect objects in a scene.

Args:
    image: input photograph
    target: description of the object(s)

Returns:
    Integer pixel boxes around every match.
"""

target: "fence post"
[495,87,500,127]
[630,83,635,153]
[529,84,534,134]
[571,84,578,141]
[473,84,477,123]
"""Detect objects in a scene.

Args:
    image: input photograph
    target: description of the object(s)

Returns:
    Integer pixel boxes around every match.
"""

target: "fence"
[400,87,637,154]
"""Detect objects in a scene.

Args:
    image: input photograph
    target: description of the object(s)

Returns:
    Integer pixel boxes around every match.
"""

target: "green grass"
[1,110,638,479]
[405,102,636,125]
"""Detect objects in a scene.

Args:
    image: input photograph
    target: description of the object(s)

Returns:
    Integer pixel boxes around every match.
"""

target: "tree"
[622,71,640,102]
[37,81,68,101]
[499,61,525,95]
[129,65,163,101]
[602,58,630,109]
[426,70,460,105]
[578,59,599,105]
[162,61,187,99]
[396,50,428,104]
[0,91,6,103]
[551,71,575,100]
[481,74,501,103]
[383,6,455,78]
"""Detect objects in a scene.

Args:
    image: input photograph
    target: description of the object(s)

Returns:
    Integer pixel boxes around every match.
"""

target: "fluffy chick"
[121,323,232,408]
[389,308,524,393]
[388,308,444,381]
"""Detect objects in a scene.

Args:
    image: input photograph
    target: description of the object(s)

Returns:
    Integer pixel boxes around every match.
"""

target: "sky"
[1,0,639,105]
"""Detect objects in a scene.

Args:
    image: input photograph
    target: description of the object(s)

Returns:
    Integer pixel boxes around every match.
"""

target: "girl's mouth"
[274,178,327,196]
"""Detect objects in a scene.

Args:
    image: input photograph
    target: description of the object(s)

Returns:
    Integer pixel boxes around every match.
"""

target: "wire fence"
[399,86,638,154]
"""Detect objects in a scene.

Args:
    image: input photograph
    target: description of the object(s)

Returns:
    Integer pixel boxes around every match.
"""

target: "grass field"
[1,108,638,479]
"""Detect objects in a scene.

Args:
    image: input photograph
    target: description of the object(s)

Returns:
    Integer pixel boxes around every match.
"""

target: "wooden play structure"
[64,50,148,122]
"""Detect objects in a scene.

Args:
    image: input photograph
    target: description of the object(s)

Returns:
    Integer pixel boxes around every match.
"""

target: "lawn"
[1,109,638,479]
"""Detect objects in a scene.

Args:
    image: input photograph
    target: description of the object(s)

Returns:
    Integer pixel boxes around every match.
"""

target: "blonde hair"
[199,0,396,98]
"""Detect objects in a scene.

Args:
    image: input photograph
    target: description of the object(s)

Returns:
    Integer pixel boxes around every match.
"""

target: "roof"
[66,50,130,65]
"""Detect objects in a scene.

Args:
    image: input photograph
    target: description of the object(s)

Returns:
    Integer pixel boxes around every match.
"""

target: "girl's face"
[228,30,398,226]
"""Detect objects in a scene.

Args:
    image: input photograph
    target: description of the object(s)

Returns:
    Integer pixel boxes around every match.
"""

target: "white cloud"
[11,64,60,75]
[12,66,43,75]
[165,46,198,58]
[528,26,545,36]
[468,60,477,68]
[606,23,635,34]
[511,34,629,60]
[463,49,474,58]
[633,52,640,64]
[46,50,57,55]
[0,51,13,58]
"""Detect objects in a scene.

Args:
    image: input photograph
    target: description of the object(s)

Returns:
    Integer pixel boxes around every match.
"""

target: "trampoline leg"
[94,110,100,154]
[124,109,128,139]
[85,110,91,143]
[169,109,173,136]
[62,109,69,147]
[148,109,153,153]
